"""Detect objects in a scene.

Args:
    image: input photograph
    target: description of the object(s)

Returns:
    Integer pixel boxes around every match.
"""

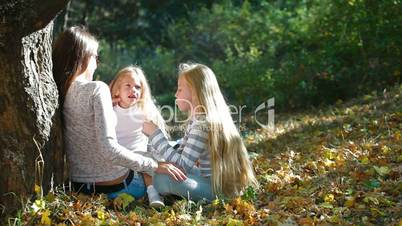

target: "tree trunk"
[0,0,69,220]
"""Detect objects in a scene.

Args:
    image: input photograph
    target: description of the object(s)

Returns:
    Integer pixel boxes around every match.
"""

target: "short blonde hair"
[110,65,168,137]
[110,66,150,110]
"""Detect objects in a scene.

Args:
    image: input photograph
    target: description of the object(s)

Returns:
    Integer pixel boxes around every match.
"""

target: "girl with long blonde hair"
[143,63,258,200]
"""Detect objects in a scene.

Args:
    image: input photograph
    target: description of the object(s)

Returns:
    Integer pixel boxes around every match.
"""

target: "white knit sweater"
[63,77,157,183]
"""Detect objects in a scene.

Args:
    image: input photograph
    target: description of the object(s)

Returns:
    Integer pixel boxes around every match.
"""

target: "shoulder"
[92,81,110,92]
[84,81,111,98]
[191,115,209,130]
[188,116,209,137]
[76,81,112,107]
[75,80,109,94]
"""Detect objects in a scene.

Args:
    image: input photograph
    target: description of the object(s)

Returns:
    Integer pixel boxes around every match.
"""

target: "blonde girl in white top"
[109,66,167,207]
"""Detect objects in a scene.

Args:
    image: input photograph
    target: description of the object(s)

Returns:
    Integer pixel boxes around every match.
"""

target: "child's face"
[118,74,142,109]
[175,75,193,112]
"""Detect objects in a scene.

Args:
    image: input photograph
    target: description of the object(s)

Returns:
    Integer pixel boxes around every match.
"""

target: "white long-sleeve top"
[63,77,158,183]
[114,105,148,152]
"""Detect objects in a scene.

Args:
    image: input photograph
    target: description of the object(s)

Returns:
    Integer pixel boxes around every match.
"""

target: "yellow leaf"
[324,150,335,160]
[345,197,355,207]
[373,166,390,176]
[113,193,135,210]
[97,209,105,220]
[381,145,391,154]
[393,131,401,141]
[212,198,220,207]
[328,215,340,223]
[360,156,370,165]
[227,218,244,226]
[41,209,52,225]
[224,203,233,213]
[128,212,139,222]
[324,194,335,203]
[370,207,385,217]
[34,184,41,195]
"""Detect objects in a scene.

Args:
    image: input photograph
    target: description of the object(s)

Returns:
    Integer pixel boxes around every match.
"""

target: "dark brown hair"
[52,26,98,101]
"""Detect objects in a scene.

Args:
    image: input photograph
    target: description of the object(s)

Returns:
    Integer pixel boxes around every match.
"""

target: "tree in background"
[56,0,402,110]
[0,0,69,219]
[163,0,402,109]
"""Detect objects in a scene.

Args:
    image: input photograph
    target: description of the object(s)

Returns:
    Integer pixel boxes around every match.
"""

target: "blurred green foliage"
[55,0,402,110]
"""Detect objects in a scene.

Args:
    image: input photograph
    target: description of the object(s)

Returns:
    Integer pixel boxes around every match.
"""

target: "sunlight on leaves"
[12,86,402,225]
[40,209,52,225]
[113,193,135,210]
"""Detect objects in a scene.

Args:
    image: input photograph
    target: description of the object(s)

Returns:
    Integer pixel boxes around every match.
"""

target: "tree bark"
[0,0,69,220]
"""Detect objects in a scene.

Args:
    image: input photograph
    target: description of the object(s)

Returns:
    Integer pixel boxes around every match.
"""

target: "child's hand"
[155,162,187,181]
[143,121,158,136]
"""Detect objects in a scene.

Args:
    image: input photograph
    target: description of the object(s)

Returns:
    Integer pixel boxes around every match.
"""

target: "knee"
[153,173,172,194]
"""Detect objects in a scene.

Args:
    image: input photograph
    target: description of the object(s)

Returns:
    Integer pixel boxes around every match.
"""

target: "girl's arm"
[145,120,208,173]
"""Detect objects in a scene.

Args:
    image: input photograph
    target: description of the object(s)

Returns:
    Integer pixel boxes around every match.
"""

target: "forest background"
[55,0,402,113]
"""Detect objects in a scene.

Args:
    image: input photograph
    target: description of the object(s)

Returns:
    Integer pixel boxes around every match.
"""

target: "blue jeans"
[107,172,146,199]
[153,168,215,201]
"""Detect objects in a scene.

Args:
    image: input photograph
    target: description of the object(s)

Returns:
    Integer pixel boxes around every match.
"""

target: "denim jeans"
[107,172,146,200]
[153,167,215,201]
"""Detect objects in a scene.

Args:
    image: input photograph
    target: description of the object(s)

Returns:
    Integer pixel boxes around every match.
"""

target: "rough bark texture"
[0,0,69,220]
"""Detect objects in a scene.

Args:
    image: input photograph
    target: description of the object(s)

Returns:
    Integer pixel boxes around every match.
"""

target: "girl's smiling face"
[118,74,142,109]
[175,75,193,112]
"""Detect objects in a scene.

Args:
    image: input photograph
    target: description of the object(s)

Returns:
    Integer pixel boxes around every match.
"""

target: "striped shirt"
[149,116,211,177]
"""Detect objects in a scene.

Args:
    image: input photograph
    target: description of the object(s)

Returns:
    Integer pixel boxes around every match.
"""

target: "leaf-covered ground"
[10,86,402,225]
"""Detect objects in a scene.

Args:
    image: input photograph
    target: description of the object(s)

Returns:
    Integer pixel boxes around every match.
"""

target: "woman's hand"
[143,121,158,136]
[155,162,187,181]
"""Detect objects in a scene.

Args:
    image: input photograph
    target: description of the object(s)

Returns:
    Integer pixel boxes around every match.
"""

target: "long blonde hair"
[110,66,167,135]
[179,63,258,197]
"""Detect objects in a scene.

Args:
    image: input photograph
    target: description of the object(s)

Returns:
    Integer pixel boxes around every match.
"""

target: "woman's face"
[118,74,142,109]
[175,75,193,112]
